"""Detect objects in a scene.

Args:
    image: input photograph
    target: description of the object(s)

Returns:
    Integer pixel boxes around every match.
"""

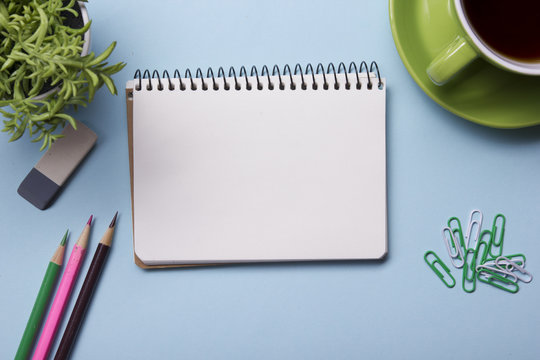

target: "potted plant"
[0,0,125,150]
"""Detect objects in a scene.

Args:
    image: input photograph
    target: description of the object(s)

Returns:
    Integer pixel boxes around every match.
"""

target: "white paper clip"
[442,226,464,268]
[476,264,518,282]
[483,254,526,269]
[496,256,533,283]
[465,209,483,250]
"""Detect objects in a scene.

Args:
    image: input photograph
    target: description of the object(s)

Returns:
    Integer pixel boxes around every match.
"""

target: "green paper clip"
[477,267,519,294]
[448,217,466,252]
[463,240,488,293]
[462,249,477,293]
[424,251,455,288]
[488,214,505,258]
[474,239,490,266]
[478,230,492,264]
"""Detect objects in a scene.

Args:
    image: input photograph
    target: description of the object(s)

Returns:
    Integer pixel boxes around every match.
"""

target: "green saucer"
[389,0,540,128]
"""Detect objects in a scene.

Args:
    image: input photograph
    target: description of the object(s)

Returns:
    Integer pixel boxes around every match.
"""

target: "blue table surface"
[2,1,540,359]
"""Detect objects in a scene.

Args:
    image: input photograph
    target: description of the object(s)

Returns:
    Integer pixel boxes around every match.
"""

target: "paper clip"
[483,253,526,268]
[424,251,456,288]
[478,230,492,264]
[477,264,518,282]
[442,227,464,268]
[448,217,466,251]
[464,209,483,250]
[488,214,505,258]
[462,249,477,293]
[496,256,533,283]
[477,267,519,293]
[474,239,489,267]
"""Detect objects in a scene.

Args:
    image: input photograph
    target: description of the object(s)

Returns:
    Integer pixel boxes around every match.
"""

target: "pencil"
[14,231,67,360]
[32,216,93,360]
[54,212,118,360]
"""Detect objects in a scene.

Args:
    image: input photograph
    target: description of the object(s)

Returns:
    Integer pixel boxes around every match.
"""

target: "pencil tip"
[61,230,68,246]
[87,215,93,226]
[109,211,118,228]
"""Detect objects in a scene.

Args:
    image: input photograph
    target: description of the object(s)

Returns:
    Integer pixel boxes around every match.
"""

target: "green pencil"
[14,231,67,360]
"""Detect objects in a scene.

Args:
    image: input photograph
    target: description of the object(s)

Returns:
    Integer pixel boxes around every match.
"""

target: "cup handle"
[427,36,478,85]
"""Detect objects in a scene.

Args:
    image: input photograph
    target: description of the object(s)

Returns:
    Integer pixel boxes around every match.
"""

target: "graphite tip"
[109,211,118,228]
[60,230,68,246]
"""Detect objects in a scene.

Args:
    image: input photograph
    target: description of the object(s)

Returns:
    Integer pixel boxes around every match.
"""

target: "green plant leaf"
[87,41,116,67]
[86,74,96,102]
[9,118,27,142]
[54,112,77,129]
[100,73,117,95]
[84,69,99,87]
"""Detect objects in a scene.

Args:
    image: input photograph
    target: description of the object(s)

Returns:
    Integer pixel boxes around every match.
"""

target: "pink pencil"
[32,216,92,360]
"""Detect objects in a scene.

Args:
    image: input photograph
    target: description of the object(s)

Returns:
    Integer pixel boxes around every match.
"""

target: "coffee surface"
[463,0,540,62]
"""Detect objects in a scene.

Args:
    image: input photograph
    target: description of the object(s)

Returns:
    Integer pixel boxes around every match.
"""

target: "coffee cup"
[427,0,540,85]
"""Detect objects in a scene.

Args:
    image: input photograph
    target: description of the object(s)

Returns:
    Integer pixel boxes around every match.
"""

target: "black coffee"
[463,0,540,62]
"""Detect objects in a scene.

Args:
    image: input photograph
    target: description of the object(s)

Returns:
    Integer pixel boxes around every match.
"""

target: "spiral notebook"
[126,62,387,268]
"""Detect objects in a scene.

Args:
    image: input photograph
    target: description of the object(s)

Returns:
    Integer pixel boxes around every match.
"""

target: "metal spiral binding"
[133,61,383,92]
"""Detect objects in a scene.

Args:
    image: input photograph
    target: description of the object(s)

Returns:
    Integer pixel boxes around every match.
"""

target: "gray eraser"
[18,121,97,210]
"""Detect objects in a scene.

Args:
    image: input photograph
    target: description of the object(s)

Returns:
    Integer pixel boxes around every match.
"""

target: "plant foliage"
[0,0,125,150]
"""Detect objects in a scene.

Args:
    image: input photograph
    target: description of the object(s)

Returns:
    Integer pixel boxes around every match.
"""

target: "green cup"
[427,0,540,85]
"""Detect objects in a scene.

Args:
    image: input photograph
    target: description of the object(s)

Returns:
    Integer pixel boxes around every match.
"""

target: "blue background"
[2,0,540,359]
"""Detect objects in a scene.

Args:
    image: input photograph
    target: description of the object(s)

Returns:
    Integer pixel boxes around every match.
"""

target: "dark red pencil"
[53,212,118,360]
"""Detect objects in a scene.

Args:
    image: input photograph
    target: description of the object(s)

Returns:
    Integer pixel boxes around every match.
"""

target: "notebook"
[125,62,387,268]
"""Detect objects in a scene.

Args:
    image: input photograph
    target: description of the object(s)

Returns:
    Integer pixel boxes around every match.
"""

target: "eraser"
[18,121,97,210]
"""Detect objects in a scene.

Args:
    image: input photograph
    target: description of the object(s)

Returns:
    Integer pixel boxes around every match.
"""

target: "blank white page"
[130,73,386,265]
